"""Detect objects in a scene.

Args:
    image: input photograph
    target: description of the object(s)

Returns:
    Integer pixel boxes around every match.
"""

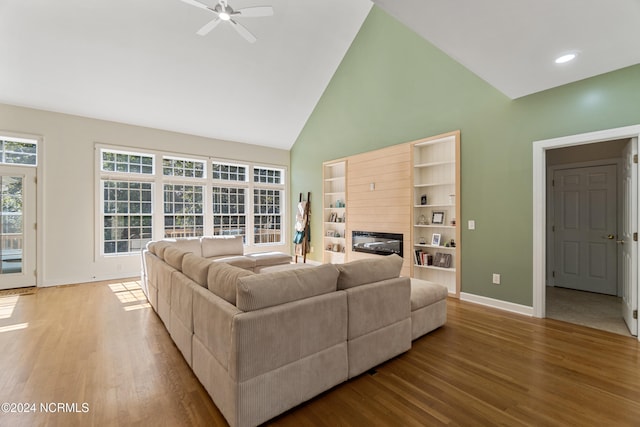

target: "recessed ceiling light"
[555,53,577,64]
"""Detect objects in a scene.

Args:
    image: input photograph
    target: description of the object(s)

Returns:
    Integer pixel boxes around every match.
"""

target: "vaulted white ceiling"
[373,0,640,99]
[1,0,639,150]
[0,0,372,149]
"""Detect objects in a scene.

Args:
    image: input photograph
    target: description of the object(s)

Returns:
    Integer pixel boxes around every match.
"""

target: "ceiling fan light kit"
[180,0,274,43]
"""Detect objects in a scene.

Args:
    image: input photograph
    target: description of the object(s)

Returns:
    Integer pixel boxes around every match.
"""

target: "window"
[100,149,154,255]
[0,137,37,166]
[212,186,246,239]
[102,150,153,174]
[213,162,247,182]
[163,156,205,178]
[254,166,283,184]
[164,184,204,238]
[102,180,153,254]
[253,188,282,244]
[97,146,287,256]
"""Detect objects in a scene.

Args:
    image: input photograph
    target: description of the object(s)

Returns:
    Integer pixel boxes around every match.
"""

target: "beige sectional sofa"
[141,236,445,427]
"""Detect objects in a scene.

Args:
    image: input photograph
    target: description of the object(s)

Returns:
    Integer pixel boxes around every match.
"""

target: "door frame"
[0,131,43,288]
[533,124,640,342]
[546,159,622,294]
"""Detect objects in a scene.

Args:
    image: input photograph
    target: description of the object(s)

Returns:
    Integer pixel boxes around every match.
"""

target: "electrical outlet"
[310,246,314,253]
[468,220,476,230]
[492,273,501,285]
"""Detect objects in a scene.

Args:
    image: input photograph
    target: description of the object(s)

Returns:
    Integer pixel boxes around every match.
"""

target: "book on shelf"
[414,250,433,266]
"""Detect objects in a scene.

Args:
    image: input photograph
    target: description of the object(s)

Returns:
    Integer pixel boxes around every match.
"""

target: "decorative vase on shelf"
[418,214,427,225]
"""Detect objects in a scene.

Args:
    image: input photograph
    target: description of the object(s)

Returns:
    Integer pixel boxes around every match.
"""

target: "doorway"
[0,166,36,290]
[533,125,640,340]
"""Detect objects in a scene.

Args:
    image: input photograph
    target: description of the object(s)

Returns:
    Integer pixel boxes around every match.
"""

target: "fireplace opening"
[352,231,403,258]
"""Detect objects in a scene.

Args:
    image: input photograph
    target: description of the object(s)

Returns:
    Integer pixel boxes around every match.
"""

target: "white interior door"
[553,165,617,295]
[621,139,638,336]
[0,166,36,290]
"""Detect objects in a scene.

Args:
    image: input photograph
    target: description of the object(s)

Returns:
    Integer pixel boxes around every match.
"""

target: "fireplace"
[352,231,403,258]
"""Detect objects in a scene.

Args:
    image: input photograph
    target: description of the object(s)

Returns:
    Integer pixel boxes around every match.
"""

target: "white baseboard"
[41,270,140,287]
[460,292,534,317]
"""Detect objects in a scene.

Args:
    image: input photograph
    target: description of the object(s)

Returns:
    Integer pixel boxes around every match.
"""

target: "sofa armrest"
[192,285,241,372]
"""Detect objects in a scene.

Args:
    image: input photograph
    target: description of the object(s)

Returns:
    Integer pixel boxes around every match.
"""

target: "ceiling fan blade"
[229,20,257,43]
[180,0,210,11]
[234,6,274,18]
[197,18,222,36]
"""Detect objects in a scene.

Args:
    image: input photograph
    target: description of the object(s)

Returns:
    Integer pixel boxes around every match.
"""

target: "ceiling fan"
[180,0,274,43]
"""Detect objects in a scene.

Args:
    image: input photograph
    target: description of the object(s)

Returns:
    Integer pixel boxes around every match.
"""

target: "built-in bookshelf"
[323,159,347,264]
[411,132,461,295]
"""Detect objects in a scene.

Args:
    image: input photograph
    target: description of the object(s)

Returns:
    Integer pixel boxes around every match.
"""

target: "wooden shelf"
[414,264,456,272]
[411,131,460,296]
[413,204,455,208]
[414,182,455,188]
[414,161,455,168]
[414,136,455,147]
[323,159,348,264]
[414,244,456,250]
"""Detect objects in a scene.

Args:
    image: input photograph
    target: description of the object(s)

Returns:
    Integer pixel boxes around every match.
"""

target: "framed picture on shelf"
[431,233,441,246]
[434,252,452,268]
[431,211,445,225]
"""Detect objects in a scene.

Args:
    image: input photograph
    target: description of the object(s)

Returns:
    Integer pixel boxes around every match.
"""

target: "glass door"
[0,166,36,289]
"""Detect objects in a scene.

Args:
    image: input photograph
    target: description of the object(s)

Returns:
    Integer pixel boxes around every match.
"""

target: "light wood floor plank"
[0,279,638,426]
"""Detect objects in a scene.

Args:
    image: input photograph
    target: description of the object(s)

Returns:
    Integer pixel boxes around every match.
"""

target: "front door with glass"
[0,166,36,290]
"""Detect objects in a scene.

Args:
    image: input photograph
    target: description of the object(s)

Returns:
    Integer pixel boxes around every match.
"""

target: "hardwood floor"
[0,279,639,426]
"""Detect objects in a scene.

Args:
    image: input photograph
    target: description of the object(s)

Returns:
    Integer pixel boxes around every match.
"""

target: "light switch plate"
[468,220,475,230]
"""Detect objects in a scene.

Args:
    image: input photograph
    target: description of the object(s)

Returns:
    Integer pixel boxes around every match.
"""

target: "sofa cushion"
[172,238,203,257]
[164,247,188,271]
[212,255,256,270]
[201,235,243,258]
[410,279,448,310]
[154,241,173,260]
[236,264,339,312]
[254,263,314,274]
[336,254,403,290]
[182,253,213,287]
[245,251,292,267]
[207,262,254,305]
[146,241,158,255]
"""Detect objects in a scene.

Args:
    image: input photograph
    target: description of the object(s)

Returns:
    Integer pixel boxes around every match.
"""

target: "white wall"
[0,103,290,286]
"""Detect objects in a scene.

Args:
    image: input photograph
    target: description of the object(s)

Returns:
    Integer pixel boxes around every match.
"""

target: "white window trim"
[95,144,288,259]
[0,134,39,167]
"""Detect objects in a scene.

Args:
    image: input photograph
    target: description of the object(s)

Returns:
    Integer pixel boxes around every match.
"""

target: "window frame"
[98,147,157,257]
[0,135,38,167]
[212,160,286,246]
[96,144,288,258]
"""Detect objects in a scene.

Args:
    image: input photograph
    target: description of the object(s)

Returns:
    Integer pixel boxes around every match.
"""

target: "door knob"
[616,240,625,245]
[603,234,615,240]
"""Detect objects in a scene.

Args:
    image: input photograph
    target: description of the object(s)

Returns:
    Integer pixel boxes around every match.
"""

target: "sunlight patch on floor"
[0,295,19,319]
[108,281,150,311]
[0,322,28,333]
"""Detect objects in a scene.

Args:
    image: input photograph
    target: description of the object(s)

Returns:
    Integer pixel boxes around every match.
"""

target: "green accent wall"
[290,6,640,306]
